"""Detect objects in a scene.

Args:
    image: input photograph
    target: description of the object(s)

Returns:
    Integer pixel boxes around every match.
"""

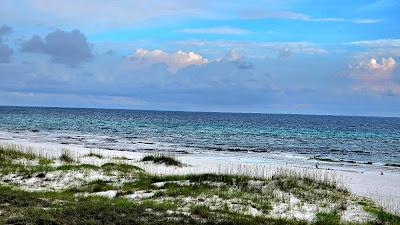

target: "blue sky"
[0,0,400,116]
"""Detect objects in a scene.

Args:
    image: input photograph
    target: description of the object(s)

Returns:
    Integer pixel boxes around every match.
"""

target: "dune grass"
[0,144,37,161]
[59,148,74,163]
[1,144,400,225]
[84,151,104,159]
[0,184,308,225]
[142,153,182,166]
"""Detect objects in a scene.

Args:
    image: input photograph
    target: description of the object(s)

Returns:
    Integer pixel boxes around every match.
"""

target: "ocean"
[0,106,399,167]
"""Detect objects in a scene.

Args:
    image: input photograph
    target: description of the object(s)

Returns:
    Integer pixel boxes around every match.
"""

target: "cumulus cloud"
[362,58,396,73]
[21,35,45,53]
[127,48,208,72]
[351,57,396,81]
[349,57,400,94]
[21,29,93,66]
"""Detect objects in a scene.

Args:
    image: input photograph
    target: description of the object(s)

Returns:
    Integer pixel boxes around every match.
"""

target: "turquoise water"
[0,106,399,166]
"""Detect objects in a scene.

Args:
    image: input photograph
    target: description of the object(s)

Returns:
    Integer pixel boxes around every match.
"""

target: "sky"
[0,0,400,117]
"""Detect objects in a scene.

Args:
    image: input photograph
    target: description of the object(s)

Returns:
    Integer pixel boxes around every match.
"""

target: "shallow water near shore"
[0,106,400,171]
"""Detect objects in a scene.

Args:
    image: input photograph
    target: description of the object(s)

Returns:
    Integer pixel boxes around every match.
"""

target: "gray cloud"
[0,25,13,63]
[21,29,93,66]
[223,50,254,70]
[2,47,399,116]
[0,42,13,63]
[0,25,12,36]
[21,35,45,53]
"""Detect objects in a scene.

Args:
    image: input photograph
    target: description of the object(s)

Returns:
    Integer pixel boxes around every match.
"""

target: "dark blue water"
[0,106,399,166]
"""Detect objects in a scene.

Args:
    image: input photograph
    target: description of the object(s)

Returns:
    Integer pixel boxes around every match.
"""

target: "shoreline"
[1,128,399,171]
[0,139,399,214]
[1,129,399,174]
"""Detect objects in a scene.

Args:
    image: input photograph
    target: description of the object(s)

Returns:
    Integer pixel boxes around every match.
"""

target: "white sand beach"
[1,139,399,214]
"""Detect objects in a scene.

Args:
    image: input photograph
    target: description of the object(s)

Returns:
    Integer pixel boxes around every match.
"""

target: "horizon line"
[1,104,398,119]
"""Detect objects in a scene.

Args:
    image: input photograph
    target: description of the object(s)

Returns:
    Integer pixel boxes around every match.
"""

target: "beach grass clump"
[101,162,143,173]
[269,169,348,204]
[84,151,104,159]
[141,153,182,166]
[59,149,74,163]
[81,180,115,193]
[185,173,250,185]
[158,182,215,197]
[273,168,341,189]
[190,204,212,218]
[56,163,100,171]
[112,156,131,160]
[315,211,340,225]
[363,203,400,225]
[38,157,53,166]
[0,145,37,161]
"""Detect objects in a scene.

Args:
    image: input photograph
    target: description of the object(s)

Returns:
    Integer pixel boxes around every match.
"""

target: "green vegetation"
[315,212,341,225]
[101,162,143,172]
[56,163,100,171]
[142,154,182,166]
[112,156,131,160]
[84,151,104,159]
[59,149,74,163]
[39,157,53,166]
[0,145,36,160]
[363,203,400,225]
[1,144,399,225]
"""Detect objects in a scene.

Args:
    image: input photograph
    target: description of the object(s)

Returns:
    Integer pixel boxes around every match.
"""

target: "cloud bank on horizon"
[0,0,399,116]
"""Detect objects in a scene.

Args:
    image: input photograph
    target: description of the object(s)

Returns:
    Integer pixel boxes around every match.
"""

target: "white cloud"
[259,42,327,55]
[239,10,382,24]
[240,10,310,20]
[353,57,396,81]
[346,39,400,47]
[179,26,251,35]
[361,57,396,72]
[224,49,241,61]
[178,40,327,56]
[128,48,208,72]
[349,57,400,94]
[314,18,382,24]
[350,19,383,24]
